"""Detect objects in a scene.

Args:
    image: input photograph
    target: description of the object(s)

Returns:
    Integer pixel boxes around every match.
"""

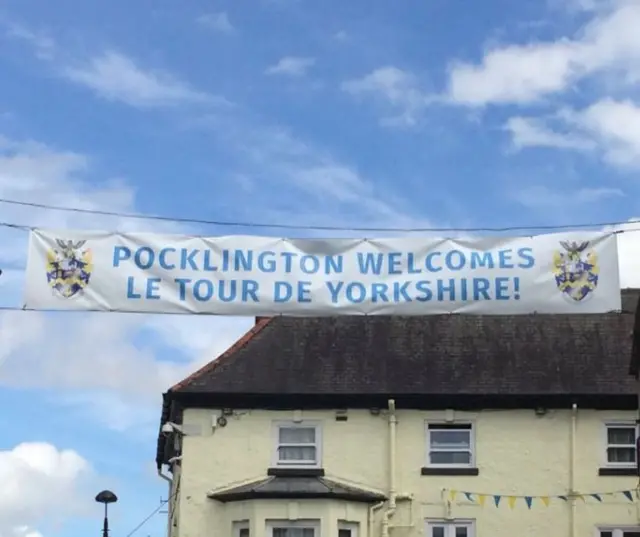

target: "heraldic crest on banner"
[45,239,93,299]
[552,240,599,303]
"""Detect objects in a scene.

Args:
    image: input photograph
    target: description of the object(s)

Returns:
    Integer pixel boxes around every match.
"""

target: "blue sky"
[1,0,640,536]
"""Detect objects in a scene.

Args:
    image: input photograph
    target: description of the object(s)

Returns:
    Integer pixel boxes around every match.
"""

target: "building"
[156,289,640,537]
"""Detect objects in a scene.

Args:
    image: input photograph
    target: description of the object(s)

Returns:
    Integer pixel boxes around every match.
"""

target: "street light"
[95,490,118,537]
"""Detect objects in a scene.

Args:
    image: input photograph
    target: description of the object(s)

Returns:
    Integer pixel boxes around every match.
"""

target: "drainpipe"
[368,501,385,537]
[158,466,172,484]
[158,467,173,537]
[569,404,577,537]
[381,399,397,537]
[381,400,415,536]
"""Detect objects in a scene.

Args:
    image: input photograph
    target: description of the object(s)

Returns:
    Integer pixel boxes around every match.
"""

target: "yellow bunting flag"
[508,496,517,509]
[477,494,486,507]
[449,490,458,501]
[540,496,550,507]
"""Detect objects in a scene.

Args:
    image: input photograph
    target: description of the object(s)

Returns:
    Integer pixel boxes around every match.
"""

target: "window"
[426,520,474,537]
[233,521,249,537]
[426,423,474,467]
[273,422,321,467]
[266,520,319,537]
[338,522,359,537]
[605,423,638,466]
[598,528,640,537]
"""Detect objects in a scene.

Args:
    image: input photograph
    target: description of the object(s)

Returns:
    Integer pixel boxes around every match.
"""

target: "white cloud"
[446,1,640,105]
[552,0,609,12]
[505,98,640,168]
[0,135,252,430]
[193,112,432,231]
[4,23,55,60]
[342,66,434,127]
[265,56,315,77]
[505,116,595,150]
[448,40,582,106]
[3,24,216,109]
[512,184,624,209]
[0,442,91,537]
[63,51,213,108]
[0,312,182,397]
[575,98,640,166]
[197,12,235,34]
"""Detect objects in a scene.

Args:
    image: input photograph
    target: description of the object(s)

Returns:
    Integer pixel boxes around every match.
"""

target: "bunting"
[444,489,637,509]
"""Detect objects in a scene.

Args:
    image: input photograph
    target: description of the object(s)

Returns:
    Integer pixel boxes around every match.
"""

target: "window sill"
[421,467,479,476]
[598,467,638,476]
[267,467,325,477]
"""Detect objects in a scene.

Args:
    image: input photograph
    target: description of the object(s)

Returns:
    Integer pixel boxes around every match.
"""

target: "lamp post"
[95,490,118,537]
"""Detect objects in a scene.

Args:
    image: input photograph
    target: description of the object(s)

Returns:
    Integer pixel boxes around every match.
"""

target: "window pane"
[272,529,315,537]
[430,430,470,449]
[600,532,613,537]
[430,526,445,537]
[279,427,316,443]
[278,446,316,461]
[623,533,640,537]
[608,427,636,445]
[338,530,351,537]
[607,446,636,463]
[455,527,468,537]
[239,529,249,537]
[430,451,471,465]
[285,529,314,537]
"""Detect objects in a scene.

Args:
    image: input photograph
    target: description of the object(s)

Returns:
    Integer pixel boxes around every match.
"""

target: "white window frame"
[266,519,320,537]
[595,526,640,537]
[426,421,475,468]
[272,421,322,468]
[426,519,475,537]
[232,521,249,537]
[603,421,638,468]
[338,521,359,537]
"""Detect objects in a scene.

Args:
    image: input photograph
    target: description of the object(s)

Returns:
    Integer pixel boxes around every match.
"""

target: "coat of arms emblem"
[45,239,93,299]
[552,240,599,303]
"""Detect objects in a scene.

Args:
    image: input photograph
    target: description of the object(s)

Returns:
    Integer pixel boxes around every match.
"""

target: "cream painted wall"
[170,407,640,537]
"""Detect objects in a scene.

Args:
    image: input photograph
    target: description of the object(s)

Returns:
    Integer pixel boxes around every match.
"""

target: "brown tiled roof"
[156,289,640,469]
[170,289,640,397]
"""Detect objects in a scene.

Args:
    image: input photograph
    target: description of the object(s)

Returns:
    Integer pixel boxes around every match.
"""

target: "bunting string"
[445,488,637,509]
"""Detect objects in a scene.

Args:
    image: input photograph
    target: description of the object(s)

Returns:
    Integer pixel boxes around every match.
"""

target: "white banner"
[22,229,621,315]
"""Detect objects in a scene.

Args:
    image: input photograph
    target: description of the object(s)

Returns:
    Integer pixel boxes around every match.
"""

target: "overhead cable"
[0,197,638,233]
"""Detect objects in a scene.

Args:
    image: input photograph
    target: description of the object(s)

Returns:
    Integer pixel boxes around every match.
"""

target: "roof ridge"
[169,317,274,392]
[321,474,387,495]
